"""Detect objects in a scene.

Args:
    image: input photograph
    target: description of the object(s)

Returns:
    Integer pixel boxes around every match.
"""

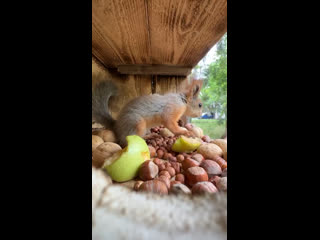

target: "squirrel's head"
[183,79,203,118]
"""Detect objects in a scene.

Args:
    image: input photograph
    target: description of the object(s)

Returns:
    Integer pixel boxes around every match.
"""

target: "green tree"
[201,33,227,122]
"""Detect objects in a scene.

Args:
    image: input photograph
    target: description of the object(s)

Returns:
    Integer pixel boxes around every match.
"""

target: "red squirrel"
[92,78,203,147]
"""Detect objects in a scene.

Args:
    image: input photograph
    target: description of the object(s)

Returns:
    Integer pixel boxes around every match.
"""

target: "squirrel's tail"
[92,80,117,129]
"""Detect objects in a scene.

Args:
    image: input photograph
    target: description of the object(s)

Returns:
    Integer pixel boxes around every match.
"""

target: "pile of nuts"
[132,125,227,195]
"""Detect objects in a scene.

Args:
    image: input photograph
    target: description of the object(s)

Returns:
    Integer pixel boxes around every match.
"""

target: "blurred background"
[190,33,227,139]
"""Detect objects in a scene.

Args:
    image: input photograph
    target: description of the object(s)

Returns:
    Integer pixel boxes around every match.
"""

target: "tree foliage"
[200,33,227,121]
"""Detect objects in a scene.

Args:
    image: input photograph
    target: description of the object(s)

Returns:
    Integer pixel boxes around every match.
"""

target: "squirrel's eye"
[199,103,202,108]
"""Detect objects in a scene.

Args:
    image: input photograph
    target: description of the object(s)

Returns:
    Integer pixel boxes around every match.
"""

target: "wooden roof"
[92,0,227,74]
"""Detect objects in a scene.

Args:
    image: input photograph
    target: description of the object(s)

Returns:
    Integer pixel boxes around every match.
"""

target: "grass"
[191,119,226,139]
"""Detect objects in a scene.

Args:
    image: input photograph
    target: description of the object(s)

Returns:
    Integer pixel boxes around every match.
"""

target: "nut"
[177,154,185,163]
[153,158,163,166]
[221,168,227,177]
[201,135,211,143]
[148,146,156,158]
[92,142,122,168]
[170,183,191,195]
[92,135,104,152]
[168,156,177,162]
[158,170,171,179]
[138,160,159,181]
[165,166,176,177]
[191,153,205,163]
[138,180,168,195]
[96,129,116,142]
[216,177,227,191]
[211,156,227,170]
[192,182,218,194]
[210,139,227,153]
[170,180,181,188]
[182,158,200,171]
[209,176,221,186]
[160,128,174,137]
[156,149,164,159]
[175,173,185,184]
[223,151,227,161]
[185,166,208,187]
[170,162,181,174]
[200,160,222,177]
[133,180,144,191]
[197,143,223,159]
[157,175,170,189]
[158,163,166,171]
[164,162,172,168]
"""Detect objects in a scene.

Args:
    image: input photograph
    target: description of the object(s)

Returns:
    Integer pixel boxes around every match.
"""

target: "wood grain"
[92,0,227,68]
[147,0,227,65]
[92,0,151,68]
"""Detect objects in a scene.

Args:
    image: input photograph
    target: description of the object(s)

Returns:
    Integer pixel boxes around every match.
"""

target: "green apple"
[104,135,150,182]
[171,135,202,153]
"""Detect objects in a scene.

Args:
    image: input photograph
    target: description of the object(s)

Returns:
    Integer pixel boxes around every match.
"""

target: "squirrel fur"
[92,78,203,147]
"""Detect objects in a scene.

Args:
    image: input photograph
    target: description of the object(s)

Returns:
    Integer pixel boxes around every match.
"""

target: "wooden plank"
[117,64,192,76]
[154,75,186,95]
[92,0,151,68]
[146,0,227,66]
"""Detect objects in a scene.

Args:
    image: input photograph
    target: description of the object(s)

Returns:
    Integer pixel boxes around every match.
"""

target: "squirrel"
[92,78,203,147]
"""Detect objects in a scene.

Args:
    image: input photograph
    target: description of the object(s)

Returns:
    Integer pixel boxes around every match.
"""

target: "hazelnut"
[139,180,168,195]
[153,158,163,166]
[191,153,205,163]
[92,142,122,168]
[163,152,169,160]
[96,129,116,142]
[211,156,227,170]
[201,135,211,143]
[170,183,191,195]
[148,146,156,158]
[157,175,170,189]
[185,167,208,187]
[182,158,200,171]
[221,168,227,177]
[138,160,159,181]
[92,135,104,152]
[156,149,164,159]
[158,163,166,171]
[170,180,181,188]
[216,177,227,191]
[150,140,157,147]
[159,128,174,137]
[209,176,221,186]
[177,154,185,163]
[192,182,218,194]
[175,173,185,184]
[170,162,181,174]
[133,180,144,191]
[164,162,172,168]
[168,156,177,162]
[200,160,222,177]
[165,166,176,177]
[158,170,171,179]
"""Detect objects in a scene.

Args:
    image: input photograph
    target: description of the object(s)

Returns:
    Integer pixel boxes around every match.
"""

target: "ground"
[191,119,226,139]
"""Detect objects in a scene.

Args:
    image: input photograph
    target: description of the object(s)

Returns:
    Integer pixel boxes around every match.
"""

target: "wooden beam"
[117,64,192,76]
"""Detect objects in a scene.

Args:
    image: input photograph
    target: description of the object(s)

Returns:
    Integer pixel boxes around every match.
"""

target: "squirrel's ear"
[192,79,203,98]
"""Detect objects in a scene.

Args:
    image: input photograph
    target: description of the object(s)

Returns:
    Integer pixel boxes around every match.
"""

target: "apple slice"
[103,135,150,182]
[171,136,202,153]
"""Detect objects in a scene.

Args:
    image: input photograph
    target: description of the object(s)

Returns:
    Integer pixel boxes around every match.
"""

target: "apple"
[103,135,150,182]
[171,135,202,153]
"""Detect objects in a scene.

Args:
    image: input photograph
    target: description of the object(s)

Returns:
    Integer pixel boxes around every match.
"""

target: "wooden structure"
[92,0,227,119]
